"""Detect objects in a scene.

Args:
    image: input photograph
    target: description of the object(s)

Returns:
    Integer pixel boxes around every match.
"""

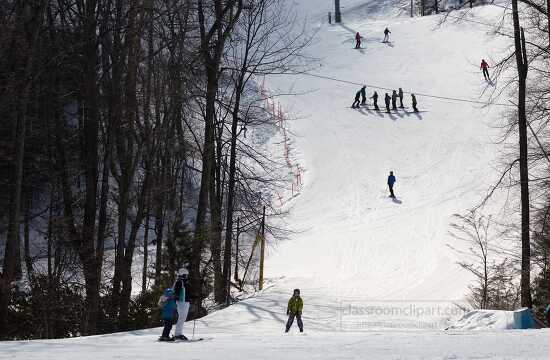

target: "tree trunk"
[512,0,532,308]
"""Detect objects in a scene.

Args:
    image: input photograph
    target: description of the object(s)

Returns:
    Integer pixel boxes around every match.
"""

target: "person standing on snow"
[387,171,396,198]
[545,305,550,326]
[173,268,191,340]
[384,93,391,113]
[355,32,361,49]
[411,93,418,112]
[480,59,490,81]
[371,91,380,110]
[391,90,398,111]
[352,89,361,108]
[360,85,367,106]
[398,88,404,108]
[383,27,391,43]
[158,288,177,341]
[285,289,304,333]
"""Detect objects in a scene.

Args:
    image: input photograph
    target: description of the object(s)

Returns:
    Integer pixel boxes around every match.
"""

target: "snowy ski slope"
[3,1,550,359]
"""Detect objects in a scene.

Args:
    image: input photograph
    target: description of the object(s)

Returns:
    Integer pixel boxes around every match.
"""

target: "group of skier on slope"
[355,27,391,49]
[352,86,418,113]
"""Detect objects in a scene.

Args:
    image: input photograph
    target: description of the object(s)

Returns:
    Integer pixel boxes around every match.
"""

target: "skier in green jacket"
[285,289,304,333]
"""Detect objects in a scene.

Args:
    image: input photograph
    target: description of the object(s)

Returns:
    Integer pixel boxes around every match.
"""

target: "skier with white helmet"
[173,268,190,340]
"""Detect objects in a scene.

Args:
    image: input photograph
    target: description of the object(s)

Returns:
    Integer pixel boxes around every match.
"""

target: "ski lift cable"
[290,71,515,107]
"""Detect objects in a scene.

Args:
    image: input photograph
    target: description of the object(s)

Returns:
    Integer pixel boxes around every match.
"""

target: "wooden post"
[411,0,413,17]
[335,0,341,23]
[258,206,266,290]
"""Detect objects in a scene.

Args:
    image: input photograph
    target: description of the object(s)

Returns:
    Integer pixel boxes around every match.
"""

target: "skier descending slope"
[355,32,361,49]
[173,268,191,341]
[285,289,304,333]
[387,171,396,198]
[383,27,391,43]
[158,288,177,342]
[480,59,490,81]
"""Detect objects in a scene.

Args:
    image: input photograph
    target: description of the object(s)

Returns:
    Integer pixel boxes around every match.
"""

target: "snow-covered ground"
[4,1,549,359]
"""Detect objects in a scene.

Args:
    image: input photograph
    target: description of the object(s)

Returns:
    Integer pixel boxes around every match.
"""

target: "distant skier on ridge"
[371,91,380,110]
[384,93,391,113]
[387,171,396,198]
[480,59,490,81]
[398,88,404,108]
[411,93,418,113]
[285,289,304,333]
[360,85,367,106]
[391,90,398,111]
[355,32,361,49]
[352,89,361,108]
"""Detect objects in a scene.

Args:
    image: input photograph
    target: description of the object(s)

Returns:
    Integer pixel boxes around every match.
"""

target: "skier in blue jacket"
[158,288,177,341]
[387,171,396,198]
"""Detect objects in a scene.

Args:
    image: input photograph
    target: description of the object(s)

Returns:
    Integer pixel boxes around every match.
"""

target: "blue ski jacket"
[387,175,396,186]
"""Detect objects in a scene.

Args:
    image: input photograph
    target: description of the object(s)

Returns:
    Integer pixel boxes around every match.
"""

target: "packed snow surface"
[3,0,550,359]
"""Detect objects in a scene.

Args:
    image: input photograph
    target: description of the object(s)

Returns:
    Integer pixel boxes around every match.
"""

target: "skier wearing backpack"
[383,27,391,43]
[285,289,304,333]
[371,91,380,110]
[387,171,396,198]
[384,93,391,113]
[173,268,190,341]
[355,32,361,49]
[158,288,177,341]
[480,59,490,81]
[352,89,361,108]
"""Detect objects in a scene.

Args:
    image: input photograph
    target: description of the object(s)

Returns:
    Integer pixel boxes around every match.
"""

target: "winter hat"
[293,289,300,295]
[178,268,189,276]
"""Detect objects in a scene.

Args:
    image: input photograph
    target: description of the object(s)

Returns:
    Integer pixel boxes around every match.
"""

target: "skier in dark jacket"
[387,171,396,198]
[173,268,190,340]
[355,32,361,49]
[384,93,391,113]
[352,89,361,108]
[371,91,379,110]
[383,27,391,43]
[545,305,550,326]
[285,289,304,333]
[411,93,418,112]
[360,86,367,106]
[398,88,404,108]
[480,59,490,80]
[391,90,398,110]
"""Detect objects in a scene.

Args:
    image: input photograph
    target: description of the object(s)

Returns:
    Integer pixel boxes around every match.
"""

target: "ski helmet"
[293,288,300,295]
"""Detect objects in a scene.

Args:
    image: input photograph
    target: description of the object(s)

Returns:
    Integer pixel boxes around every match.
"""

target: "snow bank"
[447,308,539,331]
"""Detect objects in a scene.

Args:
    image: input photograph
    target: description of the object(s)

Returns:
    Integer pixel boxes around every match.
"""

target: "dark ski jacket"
[387,175,396,186]
[412,94,417,106]
[384,28,391,35]
[398,88,403,99]
[360,87,366,100]
[173,276,190,302]
[480,60,489,70]
[384,94,391,105]
[355,90,361,101]
[371,92,378,101]
[287,296,303,315]
[356,32,361,41]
